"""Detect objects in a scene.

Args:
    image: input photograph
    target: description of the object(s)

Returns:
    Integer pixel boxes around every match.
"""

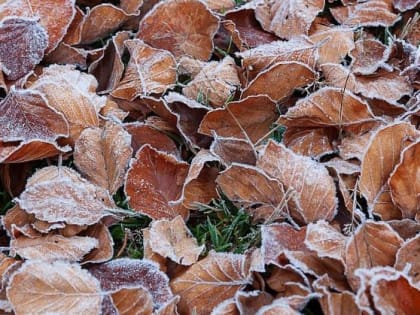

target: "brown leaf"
[45,42,88,70]
[182,150,219,209]
[356,267,420,315]
[235,290,273,315]
[388,140,420,219]
[212,298,239,315]
[255,0,324,39]
[350,38,392,75]
[149,216,204,265]
[17,166,113,226]
[278,87,376,129]
[111,287,154,315]
[125,145,189,220]
[257,141,337,224]
[388,219,420,240]
[82,222,114,264]
[255,300,300,315]
[183,56,240,107]
[7,261,102,315]
[309,25,355,65]
[330,0,400,27]
[0,139,70,163]
[0,18,47,80]
[89,258,173,308]
[112,39,177,100]
[1,204,33,238]
[216,164,287,222]
[202,0,235,11]
[345,221,403,290]
[304,220,347,263]
[359,122,418,219]
[125,122,179,157]
[199,95,278,143]
[236,37,317,79]
[395,234,420,286]
[322,64,412,105]
[210,136,257,167]
[142,228,168,272]
[88,31,130,94]
[137,0,219,60]
[30,65,105,145]
[393,0,420,11]
[74,122,132,195]
[79,4,129,44]
[171,251,252,315]
[10,235,98,262]
[242,61,315,101]
[0,0,75,54]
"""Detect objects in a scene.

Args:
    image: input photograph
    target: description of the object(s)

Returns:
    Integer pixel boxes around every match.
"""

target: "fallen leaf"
[149,216,204,265]
[112,39,177,100]
[393,0,420,11]
[137,0,219,60]
[74,122,132,195]
[199,95,278,143]
[388,140,420,218]
[350,38,392,75]
[210,136,257,166]
[89,258,173,308]
[235,290,274,315]
[10,234,98,262]
[7,261,102,315]
[125,145,189,220]
[183,56,240,107]
[82,222,114,264]
[345,221,403,290]
[395,234,420,285]
[111,287,154,315]
[0,140,70,163]
[257,141,337,223]
[242,61,315,101]
[255,299,300,315]
[0,18,47,80]
[255,0,324,39]
[211,298,239,315]
[171,251,252,315]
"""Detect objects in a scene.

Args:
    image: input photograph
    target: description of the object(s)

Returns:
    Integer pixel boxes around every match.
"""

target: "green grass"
[189,195,261,254]
[0,182,13,215]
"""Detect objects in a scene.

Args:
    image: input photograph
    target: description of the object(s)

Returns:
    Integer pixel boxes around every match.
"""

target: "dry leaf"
[111,287,154,315]
[125,145,189,220]
[137,0,219,60]
[74,122,132,195]
[112,39,177,100]
[257,141,337,224]
[255,300,300,315]
[330,0,400,27]
[255,0,325,39]
[183,56,240,107]
[171,251,252,315]
[235,290,274,315]
[89,258,173,308]
[149,216,204,265]
[182,150,219,209]
[210,136,257,166]
[393,0,420,11]
[345,221,403,290]
[0,0,75,54]
[395,234,420,285]
[388,140,420,219]
[199,95,278,143]
[242,61,315,101]
[0,18,47,80]
[359,122,418,219]
[211,298,239,315]
[82,222,114,264]
[10,234,98,262]
[7,261,102,315]
[350,38,392,75]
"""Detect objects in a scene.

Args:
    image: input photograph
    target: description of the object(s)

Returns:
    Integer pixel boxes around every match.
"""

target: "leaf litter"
[0,0,419,314]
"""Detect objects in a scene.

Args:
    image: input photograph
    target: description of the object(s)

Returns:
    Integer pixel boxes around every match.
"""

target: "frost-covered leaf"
[393,0,420,11]
[0,17,47,80]
[388,140,420,219]
[7,261,102,315]
[395,234,420,285]
[349,38,392,75]
[210,136,257,167]
[199,95,278,144]
[89,258,173,308]
[183,56,240,107]
[255,0,324,39]
[0,0,75,53]
[235,290,273,315]
[112,39,177,100]
[111,287,154,315]
[255,300,300,315]
[137,0,219,60]
[74,122,132,195]
[10,234,98,262]
[171,251,252,315]
[149,216,204,265]
[125,145,189,220]
[0,88,68,143]
[82,222,114,264]
[345,221,403,290]
[257,141,337,223]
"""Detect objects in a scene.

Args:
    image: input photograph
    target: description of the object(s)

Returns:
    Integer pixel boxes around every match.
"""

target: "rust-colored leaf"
[137,0,219,60]
[395,234,420,286]
[111,287,154,315]
[171,251,252,315]
[74,122,132,195]
[210,136,257,167]
[125,145,189,220]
